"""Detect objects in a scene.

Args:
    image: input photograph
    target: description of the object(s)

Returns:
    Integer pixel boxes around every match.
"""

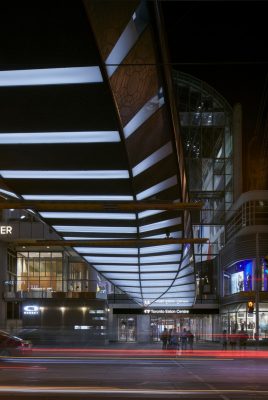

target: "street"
[0,348,268,399]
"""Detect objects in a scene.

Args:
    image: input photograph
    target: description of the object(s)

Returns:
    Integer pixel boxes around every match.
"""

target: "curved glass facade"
[173,71,234,263]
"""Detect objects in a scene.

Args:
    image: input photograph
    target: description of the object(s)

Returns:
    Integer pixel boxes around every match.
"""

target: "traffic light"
[247,300,254,314]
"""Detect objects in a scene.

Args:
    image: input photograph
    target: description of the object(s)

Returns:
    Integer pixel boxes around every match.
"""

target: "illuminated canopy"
[0,0,196,308]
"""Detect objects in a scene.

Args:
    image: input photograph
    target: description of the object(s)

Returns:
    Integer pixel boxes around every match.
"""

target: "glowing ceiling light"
[145,231,182,239]
[132,142,172,177]
[140,217,181,233]
[140,244,181,254]
[0,170,129,179]
[0,131,120,144]
[110,280,140,287]
[137,210,163,219]
[40,212,136,220]
[104,273,139,279]
[75,247,138,255]
[62,236,127,240]
[105,2,147,77]
[141,272,176,279]
[53,225,137,233]
[140,264,178,272]
[137,175,177,200]
[141,280,173,287]
[22,194,134,201]
[0,66,103,86]
[123,91,165,139]
[85,256,139,264]
[94,265,138,272]
[140,254,180,263]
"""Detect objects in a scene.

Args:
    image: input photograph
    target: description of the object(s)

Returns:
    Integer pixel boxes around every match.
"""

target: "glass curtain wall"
[172,71,234,300]
[17,252,63,297]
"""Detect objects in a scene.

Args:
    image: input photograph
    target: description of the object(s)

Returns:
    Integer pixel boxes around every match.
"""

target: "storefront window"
[221,304,268,340]
[17,252,63,294]
[224,259,253,295]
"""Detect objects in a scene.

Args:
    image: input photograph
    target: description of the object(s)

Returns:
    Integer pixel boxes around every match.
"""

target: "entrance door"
[118,316,137,342]
[151,317,175,342]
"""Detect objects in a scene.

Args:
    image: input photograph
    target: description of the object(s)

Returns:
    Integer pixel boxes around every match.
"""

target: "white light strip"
[132,142,172,177]
[137,175,177,200]
[53,225,137,233]
[86,256,138,264]
[62,236,127,240]
[140,244,181,254]
[123,90,165,139]
[0,188,19,198]
[111,280,139,287]
[1,170,129,179]
[137,210,163,219]
[0,131,120,144]
[140,217,181,233]
[140,264,178,272]
[140,254,180,263]
[40,212,136,220]
[75,247,138,255]
[145,231,182,239]
[0,66,103,86]
[94,265,138,272]
[104,273,139,279]
[141,287,170,293]
[141,273,176,279]
[142,280,173,286]
[105,2,148,77]
[23,195,134,201]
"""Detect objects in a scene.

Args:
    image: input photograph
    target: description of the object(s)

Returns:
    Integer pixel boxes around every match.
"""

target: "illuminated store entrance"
[150,314,193,342]
[221,303,268,340]
[118,316,137,342]
[149,311,219,342]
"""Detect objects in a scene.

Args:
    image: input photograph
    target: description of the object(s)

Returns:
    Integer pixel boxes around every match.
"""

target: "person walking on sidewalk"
[180,328,188,350]
[187,329,194,350]
[160,327,168,350]
[222,329,228,350]
[239,328,249,350]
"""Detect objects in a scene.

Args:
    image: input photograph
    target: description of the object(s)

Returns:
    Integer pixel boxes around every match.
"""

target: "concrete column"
[0,243,8,329]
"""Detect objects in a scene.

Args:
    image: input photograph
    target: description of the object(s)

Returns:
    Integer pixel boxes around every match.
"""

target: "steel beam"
[0,200,203,211]
[12,238,208,247]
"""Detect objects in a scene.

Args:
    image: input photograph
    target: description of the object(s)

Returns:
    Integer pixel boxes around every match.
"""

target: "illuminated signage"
[23,305,40,315]
[0,226,12,235]
[144,309,190,314]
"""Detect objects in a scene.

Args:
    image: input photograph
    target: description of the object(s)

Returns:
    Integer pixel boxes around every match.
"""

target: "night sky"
[161,1,268,141]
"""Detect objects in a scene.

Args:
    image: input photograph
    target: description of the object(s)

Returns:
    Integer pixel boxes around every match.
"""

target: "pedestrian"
[170,328,179,350]
[229,329,237,350]
[180,328,188,350]
[222,329,228,350]
[187,329,194,350]
[167,329,173,349]
[160,327,168,350]
[239,328,248,350]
